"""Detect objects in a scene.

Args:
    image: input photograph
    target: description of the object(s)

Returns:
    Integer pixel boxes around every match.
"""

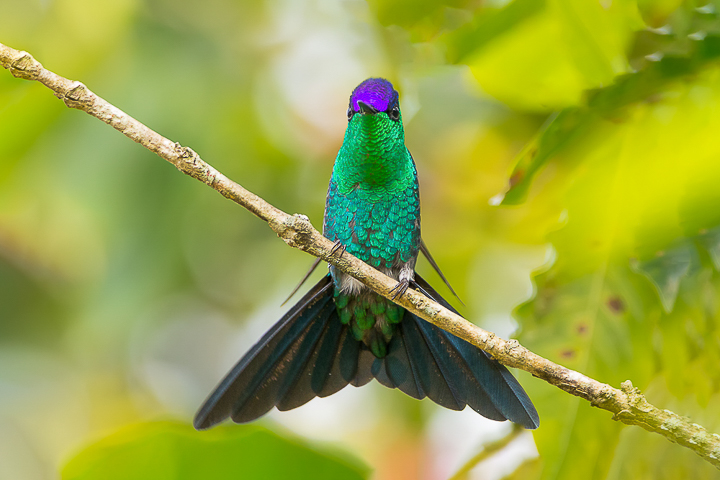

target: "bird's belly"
[324,183,420,270]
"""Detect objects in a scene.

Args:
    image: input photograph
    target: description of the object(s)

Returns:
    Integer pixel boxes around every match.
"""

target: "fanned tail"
[194,274,539,430]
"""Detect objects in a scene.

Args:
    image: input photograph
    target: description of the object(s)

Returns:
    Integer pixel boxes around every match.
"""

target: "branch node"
[175,143,213,183]
[620,379,635,393]
[612,409,632,420]
[175,143,189,157]
[619,381,654,415]
[280,214,313,248]
[504,339,520,352]
[61,82,90,109]
[8,51,41,80]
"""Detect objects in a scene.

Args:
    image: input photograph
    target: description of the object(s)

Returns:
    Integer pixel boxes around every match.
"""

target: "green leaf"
[630,243,698,313]
[458,0,642,112]
[501,27,720,204]
[61,422,369,480]
[697,226,720,270]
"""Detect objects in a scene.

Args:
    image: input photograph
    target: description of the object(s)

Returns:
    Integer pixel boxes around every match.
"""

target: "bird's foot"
[330,240,346,259]
[390,279,410,300]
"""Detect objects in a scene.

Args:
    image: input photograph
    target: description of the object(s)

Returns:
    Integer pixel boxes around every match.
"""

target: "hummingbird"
[193,78,539,430]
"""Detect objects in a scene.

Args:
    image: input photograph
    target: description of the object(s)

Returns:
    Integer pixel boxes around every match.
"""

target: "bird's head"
[347,78,401,125]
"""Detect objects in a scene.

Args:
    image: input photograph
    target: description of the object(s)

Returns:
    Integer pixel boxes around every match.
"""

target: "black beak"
[357,100,378,115]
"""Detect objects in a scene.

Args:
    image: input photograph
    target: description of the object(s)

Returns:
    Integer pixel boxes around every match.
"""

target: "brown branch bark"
[2,42,720,468]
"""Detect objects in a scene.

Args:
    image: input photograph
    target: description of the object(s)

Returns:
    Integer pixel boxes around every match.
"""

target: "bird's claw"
[390,280,410,300]
[330,241,346,259]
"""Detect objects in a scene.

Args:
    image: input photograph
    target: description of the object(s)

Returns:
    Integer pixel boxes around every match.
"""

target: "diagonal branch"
[2,42,719,468]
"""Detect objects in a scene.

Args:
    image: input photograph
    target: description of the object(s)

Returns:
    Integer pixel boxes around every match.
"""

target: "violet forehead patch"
[350,78,398,113]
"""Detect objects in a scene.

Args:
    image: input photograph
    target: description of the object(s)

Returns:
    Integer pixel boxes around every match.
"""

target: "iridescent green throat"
[332,112,412,197]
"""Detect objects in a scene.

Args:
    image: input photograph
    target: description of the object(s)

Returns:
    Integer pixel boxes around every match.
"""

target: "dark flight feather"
[420,239,464,306]
[409,275,539,429]
[280,257,322,306]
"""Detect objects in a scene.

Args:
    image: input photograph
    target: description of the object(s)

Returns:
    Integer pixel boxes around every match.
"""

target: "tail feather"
[309,318,344,395]
[352,349,376,387]
[383,331,424,399]
[337,327,361,383]
[410,275,540,429]
[413,314,506,421]
[318,325,357,397]
[397,316,465,410]
[275,302,336,411]
[371,357,392,388]
[454,334,539,427]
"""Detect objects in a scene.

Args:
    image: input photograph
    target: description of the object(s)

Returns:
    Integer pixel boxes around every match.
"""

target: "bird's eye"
[347,108,353,120]
[389,106,400,121]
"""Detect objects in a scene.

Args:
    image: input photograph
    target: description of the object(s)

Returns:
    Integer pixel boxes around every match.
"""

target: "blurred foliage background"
[2,0,720,478]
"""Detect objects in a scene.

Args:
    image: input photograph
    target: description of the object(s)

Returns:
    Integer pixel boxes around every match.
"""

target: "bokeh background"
[3,0,720,478]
